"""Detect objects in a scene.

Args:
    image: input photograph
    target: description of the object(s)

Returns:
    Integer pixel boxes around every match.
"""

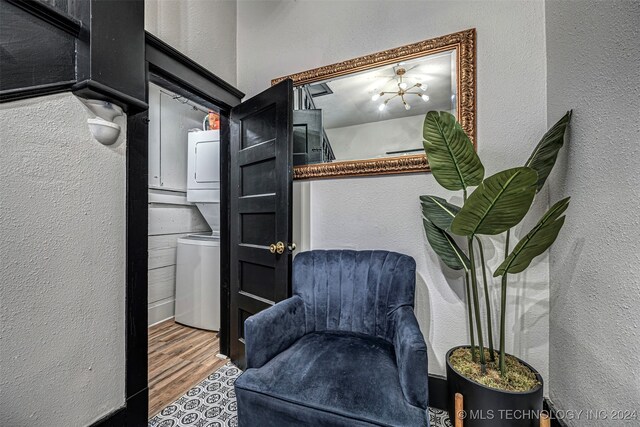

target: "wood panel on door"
[229,79,293,368]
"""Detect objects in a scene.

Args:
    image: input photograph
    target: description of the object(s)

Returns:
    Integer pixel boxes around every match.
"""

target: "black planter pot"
[446,346,544,427]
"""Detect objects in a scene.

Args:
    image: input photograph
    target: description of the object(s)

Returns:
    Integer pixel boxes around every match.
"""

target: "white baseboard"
[148,316,175,328]
[148,298,175,326]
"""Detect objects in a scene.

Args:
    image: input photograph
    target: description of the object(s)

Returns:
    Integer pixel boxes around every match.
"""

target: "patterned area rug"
[149,362,452,427]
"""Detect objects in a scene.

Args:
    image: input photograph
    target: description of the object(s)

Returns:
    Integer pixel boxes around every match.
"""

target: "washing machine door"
[174,235,221,331]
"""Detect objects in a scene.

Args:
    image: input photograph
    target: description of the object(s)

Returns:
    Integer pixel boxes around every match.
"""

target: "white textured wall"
[145,0,238,85]
[326,114,426,161]
[546,1,640,423]
[238,0,550,381]
[0,93,126,426]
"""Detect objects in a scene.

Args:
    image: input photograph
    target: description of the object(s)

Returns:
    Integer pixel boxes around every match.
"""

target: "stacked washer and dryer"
[174,129,221,331]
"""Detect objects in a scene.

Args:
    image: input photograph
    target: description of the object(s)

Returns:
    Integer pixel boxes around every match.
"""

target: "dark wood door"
[229,79,294,368]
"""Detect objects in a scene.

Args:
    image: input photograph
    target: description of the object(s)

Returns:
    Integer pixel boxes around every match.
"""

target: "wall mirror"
[273,29,476,179]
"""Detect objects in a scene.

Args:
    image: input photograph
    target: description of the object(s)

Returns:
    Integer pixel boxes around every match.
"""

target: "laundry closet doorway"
[146,80,227,416]
[145,78,296,412]
[125,33,297,422]
[127,33,246,422]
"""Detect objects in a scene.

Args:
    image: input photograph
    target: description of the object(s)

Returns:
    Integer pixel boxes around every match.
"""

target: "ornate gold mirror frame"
[272,28,476,180]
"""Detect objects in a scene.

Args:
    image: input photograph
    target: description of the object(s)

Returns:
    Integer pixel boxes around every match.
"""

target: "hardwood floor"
[148,319,228,417]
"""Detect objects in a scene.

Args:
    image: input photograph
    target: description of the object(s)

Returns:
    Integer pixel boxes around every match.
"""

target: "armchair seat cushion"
[235,331,428,426]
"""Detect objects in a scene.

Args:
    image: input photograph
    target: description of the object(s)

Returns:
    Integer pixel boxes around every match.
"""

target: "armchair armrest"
[391,306,429,409]
[244,295,306,369]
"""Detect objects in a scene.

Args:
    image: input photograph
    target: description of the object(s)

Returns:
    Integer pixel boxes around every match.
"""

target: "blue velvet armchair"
[234,250,429,426]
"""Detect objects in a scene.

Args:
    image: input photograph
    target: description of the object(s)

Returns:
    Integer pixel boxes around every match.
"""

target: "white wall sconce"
[76,97,124,145]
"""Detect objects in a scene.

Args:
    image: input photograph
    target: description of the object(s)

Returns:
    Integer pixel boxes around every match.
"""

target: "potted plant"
[420,110,572,426]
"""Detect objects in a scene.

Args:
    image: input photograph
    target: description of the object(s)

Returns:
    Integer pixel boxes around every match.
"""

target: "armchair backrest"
[292,250,416,341]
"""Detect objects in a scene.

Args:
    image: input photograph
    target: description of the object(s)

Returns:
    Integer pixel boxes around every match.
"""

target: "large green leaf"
[423,111,484,191]
[420,195,460,230]
[423,219,470,271]
[494,198,570,276]
[525,111,572,192]
[451,167,538,236]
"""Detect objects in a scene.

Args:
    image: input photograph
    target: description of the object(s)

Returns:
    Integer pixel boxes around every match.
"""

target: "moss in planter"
[449,347,540,392]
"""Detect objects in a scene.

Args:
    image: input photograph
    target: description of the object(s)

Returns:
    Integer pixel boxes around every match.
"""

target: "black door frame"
[119,33,244,426]
[94,34,244,427]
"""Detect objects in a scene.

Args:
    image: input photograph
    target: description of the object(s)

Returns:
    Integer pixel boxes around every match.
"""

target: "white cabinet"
[148,82,206,191]
[148,83,161,187]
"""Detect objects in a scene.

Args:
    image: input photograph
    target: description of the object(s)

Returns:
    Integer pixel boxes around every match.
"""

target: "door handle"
[269,241,285,254]
[269,241,296,254]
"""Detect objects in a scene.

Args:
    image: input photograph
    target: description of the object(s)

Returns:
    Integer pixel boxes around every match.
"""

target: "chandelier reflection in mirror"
[371,66,430,111]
